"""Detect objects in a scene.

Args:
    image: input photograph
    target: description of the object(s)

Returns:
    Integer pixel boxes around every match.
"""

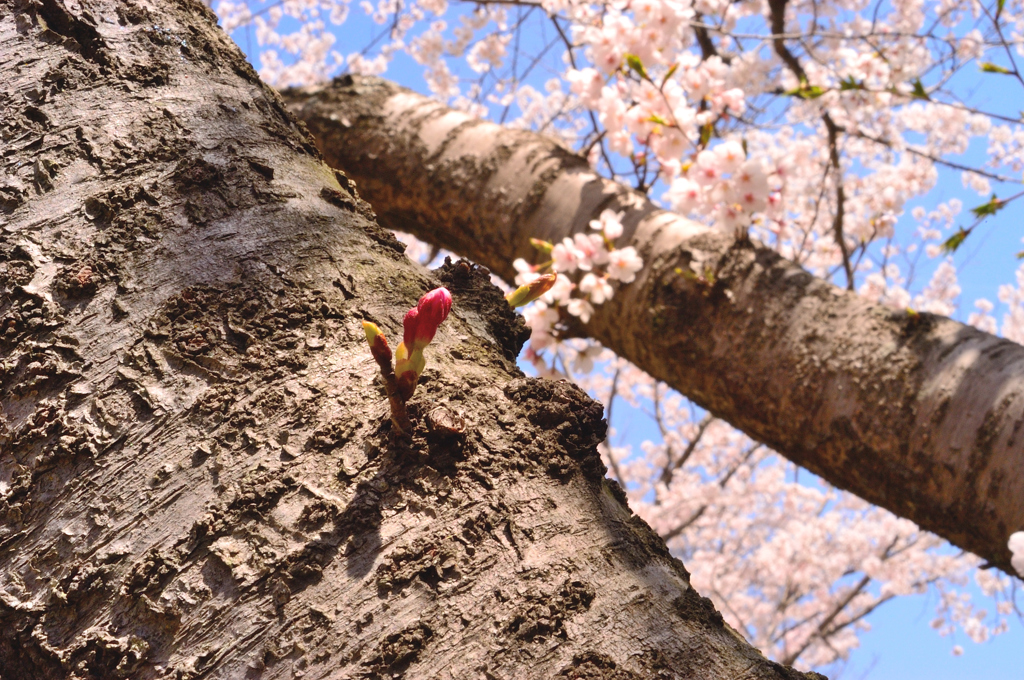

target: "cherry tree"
[213,0,1024,672]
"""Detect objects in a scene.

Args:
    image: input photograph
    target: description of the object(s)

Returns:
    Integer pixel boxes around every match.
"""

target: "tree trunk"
[284,76,1024,575]
[0,2,823,678]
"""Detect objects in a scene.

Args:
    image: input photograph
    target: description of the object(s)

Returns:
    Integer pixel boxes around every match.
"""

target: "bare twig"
[824,115,854,290]
[659,413,714,488]
[766,0,854,288]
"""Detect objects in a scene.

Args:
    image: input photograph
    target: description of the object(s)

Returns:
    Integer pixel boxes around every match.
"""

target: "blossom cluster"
[667,142,780,234]
[511,209,642,353]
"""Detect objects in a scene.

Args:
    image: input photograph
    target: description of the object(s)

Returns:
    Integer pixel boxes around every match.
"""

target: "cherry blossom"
[606,246,644,283]
[552,237,584,272]
[565,297,595,322]
[1010,532,1024,578]
[589,208,625,240]
[580,273,615,304]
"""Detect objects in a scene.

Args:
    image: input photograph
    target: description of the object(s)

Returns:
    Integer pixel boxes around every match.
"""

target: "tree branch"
[659,412,714,488]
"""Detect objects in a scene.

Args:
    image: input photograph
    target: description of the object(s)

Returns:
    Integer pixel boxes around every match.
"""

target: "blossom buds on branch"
[364,288,452,436]
[401,287,453,352]
[530,237,554,254]
[361,288,452,434]
[362,321,392,366]
[506,273,557,307]
[394,287,452,401]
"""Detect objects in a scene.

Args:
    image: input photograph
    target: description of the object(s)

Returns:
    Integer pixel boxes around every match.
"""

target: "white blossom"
[565,297,595,322]
[606,246,643,283]
[1010,532,1024,577]
[580,272,614,304]
[589,209,625,240]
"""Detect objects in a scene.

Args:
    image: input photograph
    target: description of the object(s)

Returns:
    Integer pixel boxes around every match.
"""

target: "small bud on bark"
[530,238,553,254]
[362,321,392,365]
[395,287,452,400]
[506,273,557,307]
[361,289,453,435]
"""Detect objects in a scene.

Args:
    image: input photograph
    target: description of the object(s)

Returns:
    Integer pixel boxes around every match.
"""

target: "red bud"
[403,287,452,351]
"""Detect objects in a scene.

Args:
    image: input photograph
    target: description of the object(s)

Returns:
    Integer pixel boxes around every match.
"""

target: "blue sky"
[223,7,1023,676]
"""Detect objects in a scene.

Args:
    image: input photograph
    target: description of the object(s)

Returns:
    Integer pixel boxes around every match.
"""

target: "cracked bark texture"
[0,1,825,678]
[284,76,1024,575]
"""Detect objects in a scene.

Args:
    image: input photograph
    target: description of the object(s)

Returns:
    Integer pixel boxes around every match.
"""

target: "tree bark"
[0,2,823,678]
[284,76,1024,575]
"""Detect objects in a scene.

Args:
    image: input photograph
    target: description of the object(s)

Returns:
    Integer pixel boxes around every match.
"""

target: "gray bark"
[0,1,823,678]
[284,76,1024,575]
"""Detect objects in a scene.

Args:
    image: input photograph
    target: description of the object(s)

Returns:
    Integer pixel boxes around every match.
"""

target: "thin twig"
[659,413,714,488]
[767,0,854,288]
[824,115,855,289]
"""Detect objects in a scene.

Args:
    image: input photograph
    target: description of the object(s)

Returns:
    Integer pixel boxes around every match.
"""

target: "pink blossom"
[552,237,582,272]
[542,273,574,305]
[573,232,609,268]
[692,150,721,186]
[466,33,510,73]
[968,299,998,335]
[606,246,644,283]
[589,209,625,240]
[567,68,604,108]
[714,140,746,173]
[714,202,751,233]
[580,272,614,304]
[1009,532,1024,577]
[513,257,538,285]
[667,177,702,213]
[522,303,560,349]
[565,297,595,322]
[571,342,604,373]
[652,127,688,162]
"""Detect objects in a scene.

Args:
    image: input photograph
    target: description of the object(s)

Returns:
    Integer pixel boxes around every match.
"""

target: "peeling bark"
[0,2,824,678]
[285,76,1024,575]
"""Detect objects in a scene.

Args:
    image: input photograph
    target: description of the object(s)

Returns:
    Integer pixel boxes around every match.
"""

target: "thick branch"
[285,76,1024,574]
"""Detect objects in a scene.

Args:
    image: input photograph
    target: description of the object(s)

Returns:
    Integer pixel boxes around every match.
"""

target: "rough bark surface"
[0,2,823,678]
[285,76,1024,575]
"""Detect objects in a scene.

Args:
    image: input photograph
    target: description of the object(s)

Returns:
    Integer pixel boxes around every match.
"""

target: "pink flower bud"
[403,287,452,351]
